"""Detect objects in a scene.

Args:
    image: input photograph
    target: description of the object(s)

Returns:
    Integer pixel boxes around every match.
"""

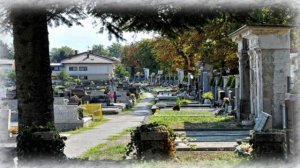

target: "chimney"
[87,50,92,58]
[74,50,78,55]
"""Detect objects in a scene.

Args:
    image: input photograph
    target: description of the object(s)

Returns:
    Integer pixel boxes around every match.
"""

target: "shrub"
[175,99,192,106]
[202,91,214,100]
[217,77,224,87]
[179,99,192,105]
[17,123,67,160]
[126,122,176,160]
[226,75,236,88]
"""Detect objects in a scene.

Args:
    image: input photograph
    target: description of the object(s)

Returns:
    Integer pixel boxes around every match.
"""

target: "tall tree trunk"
[10,7,53,131]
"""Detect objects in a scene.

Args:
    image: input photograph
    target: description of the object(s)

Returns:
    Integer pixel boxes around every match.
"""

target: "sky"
[0,16,157,52]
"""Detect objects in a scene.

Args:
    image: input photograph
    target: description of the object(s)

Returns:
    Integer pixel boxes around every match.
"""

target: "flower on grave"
[234,142,253,157]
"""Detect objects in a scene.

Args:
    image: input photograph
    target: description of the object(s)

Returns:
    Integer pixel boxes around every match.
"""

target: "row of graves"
[0,80,142,143]
[147,25,300,160]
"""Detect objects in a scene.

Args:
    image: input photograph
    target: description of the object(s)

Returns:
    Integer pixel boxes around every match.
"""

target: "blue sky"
[1,17,157,52]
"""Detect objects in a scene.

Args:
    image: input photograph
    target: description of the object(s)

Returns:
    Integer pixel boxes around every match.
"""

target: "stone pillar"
[230,25,291,128]
[234,75,240,120]
[230,37,251,120]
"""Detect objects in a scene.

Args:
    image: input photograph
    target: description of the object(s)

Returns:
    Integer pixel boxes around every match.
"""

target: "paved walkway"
[64,92,154,158]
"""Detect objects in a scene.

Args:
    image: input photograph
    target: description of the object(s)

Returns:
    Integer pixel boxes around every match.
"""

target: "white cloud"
[48,17,156,51]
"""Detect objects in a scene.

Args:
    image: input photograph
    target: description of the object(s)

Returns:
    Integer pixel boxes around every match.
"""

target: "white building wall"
[64,63,113,80]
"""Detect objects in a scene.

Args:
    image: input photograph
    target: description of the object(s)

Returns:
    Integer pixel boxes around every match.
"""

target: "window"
[79,67,88,71]
[79,76,88,80]
[52,66,60,71]
[69,66,77,71]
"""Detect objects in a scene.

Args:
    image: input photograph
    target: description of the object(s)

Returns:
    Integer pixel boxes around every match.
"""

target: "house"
[60,51,118,81]
[0,59,14,73]
[51,63,64,77]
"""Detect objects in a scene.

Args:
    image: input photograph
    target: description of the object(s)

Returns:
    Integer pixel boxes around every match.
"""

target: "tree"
[7,43,14,59]
[107,43,123,58]
[122,43,139,77]
[11,6,54,129]
[153,37,184,74]
[50,46,74,62]
[0,40,14,59]
[114,64,129,78]
[57,69,71,81]
[91,44,108,56]
[6,70,16,83]
[122,39,160,77]
[5,1,86,158]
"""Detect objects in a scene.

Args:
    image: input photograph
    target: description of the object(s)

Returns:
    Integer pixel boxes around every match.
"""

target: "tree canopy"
[50,46,74,62]
[107,43,123,58]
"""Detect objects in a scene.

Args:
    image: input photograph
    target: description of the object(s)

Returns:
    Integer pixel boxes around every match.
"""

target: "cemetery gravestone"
[253,112,272,132]
[203,72,209,92]
[0,109,10,142]
[54,105,90,131]
[54,97,68,105]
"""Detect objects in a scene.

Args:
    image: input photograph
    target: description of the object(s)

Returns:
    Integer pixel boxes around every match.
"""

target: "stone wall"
[261,49,290,128]
[53,105,84,131]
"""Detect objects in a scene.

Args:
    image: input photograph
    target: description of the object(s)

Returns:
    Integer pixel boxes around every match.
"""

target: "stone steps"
[175,130,250,151]
[176,142,238,151]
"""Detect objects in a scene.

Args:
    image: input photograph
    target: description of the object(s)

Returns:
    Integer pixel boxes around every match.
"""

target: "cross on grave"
[253,112,272,132]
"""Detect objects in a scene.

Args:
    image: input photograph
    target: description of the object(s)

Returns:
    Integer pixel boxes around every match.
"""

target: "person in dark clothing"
[114,91,117,103]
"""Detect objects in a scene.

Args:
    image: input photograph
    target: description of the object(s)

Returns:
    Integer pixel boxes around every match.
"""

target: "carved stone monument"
[230,25,291,128]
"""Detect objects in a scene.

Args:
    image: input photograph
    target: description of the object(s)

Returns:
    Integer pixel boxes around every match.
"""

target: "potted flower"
[172,99,191,111]
[172,99,181,111]
[202,91,214,104]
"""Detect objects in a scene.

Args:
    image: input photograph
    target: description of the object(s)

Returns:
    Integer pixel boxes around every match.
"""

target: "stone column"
[234,75,240,120]
[231,37,251,120]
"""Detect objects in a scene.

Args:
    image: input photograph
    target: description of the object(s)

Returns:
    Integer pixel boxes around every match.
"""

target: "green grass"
[139,92,146,100]
[63,118,109,135]
[121,109,134,115]
[150,115,233,124]
[80,128,133,160]
[156,110,213,116]
[106,128,133,141]
[127,151,250,168]
[134,92,146,107]
[149,111,235,129]
[80,144,127,160]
